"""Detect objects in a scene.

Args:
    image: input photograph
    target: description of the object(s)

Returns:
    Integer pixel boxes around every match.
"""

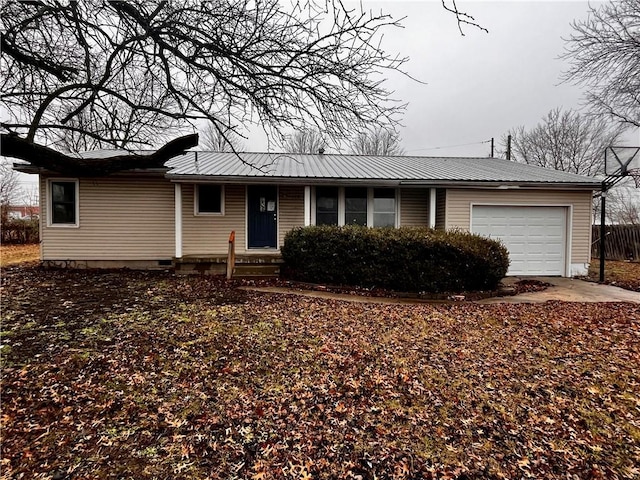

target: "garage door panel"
[472,206,567,276]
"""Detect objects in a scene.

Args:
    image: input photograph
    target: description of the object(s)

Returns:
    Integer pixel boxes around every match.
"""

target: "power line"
[406,139,492,153]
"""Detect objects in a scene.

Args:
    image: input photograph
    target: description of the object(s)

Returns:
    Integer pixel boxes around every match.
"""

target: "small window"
[373,188,396,227]
[50,180,78,226]
[316,187,338,225]
[196,184,223,214]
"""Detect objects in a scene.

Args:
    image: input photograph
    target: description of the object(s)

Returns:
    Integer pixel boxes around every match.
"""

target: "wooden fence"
[592,225,640,260]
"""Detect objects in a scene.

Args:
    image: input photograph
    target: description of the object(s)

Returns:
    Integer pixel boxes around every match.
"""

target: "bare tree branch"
[0,1,485,173]
[0,32,79,81]
[0,0,413,171]
[561,0,640,128]
[441,0,488,35]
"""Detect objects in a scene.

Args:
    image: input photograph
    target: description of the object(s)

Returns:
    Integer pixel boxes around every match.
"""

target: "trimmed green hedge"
[281,226,509,293]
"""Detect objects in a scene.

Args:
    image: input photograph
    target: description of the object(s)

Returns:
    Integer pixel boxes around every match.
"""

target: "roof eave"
[13,163,44,175]
[400,180,601,189]
[166,174,600,189]
[166,174,404,186]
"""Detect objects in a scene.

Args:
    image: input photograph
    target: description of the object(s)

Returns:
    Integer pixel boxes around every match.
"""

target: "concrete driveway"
[477,277,640,304]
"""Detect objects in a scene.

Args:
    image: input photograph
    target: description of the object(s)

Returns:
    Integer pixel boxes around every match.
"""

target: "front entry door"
[248,185,278,248]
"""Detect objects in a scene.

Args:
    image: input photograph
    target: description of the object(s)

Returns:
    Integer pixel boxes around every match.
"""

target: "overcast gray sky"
[376,0,639,156]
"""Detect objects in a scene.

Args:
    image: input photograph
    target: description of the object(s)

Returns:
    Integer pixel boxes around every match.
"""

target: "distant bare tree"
[283,130,328,154]
[562,0,640,128]
[350,127,405,155]
[0,160,21,226]
[22,184,40,219]
[0,161,20,205]
[200,123,244,152]
[607,186,640,225]
[501,108,624,177]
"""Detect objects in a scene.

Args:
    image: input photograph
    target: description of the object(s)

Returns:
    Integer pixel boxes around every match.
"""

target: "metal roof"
[165,152,600,187]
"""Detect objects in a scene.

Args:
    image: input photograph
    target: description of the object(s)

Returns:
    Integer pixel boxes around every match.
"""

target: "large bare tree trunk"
[2,133,198,176]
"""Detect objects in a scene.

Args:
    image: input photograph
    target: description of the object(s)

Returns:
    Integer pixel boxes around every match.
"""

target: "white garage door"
[471,205,567,276]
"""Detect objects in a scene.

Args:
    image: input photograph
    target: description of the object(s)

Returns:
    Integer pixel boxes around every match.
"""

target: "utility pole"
[506,135,511,161]
[490,138,494,157]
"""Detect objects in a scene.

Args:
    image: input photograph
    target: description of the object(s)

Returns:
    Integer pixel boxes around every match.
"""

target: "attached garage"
[472,205,568,276]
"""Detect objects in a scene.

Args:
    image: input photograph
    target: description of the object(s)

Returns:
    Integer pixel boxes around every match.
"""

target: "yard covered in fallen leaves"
[1,266,639,480]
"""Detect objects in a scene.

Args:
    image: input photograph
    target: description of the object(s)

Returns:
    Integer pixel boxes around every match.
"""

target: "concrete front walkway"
[477,277,640,304]
[243,278,640,305]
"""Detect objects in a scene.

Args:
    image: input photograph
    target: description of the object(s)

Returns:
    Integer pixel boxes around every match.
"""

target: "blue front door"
[248,185,277,248]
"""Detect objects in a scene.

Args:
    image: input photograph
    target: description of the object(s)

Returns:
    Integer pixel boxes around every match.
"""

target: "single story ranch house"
[17,151,600,277]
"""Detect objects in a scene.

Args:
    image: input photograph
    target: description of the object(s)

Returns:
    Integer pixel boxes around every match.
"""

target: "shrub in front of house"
[281,226,509,293]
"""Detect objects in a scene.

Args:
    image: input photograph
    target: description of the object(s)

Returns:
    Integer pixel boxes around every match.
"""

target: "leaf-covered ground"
[0,244,39,268]
[586,260,640,292]
[1,266,639,479]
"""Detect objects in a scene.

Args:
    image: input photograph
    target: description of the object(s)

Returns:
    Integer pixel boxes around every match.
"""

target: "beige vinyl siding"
[41,175,174,260]
[445,188,593,263]
[182,184,246,255]
[278,185,305,247]
[400,188,429,227]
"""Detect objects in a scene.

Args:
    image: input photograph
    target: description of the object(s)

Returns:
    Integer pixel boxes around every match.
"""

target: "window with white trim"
[345,187,367,226]
[49,180,78,226]
[373,188,396,227]
[195,184,224,215]
[315,187,339,225]
[313,187,397,227]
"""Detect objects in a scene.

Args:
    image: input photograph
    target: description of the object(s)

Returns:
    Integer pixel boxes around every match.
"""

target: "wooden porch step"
[233,264,281,277]
[174,254,283,277]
